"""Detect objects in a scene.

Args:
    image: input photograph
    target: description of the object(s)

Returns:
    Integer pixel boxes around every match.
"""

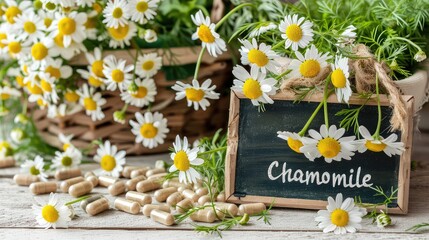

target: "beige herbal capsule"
[238,203,266,216]
[145,168,165,177]
[13,174,39,186]
[176,198,194,213]
[195,187,209,196]
[55,168,82,180]
[130,168,149,179]
[147,173,167,180]
[193,181,203,191]
[69,180,93,197]
[182,189,199,202]
[190,209,216,223]
[125,175,146,191]
[122,166,141,178]
[177,185,192,192]
[60,176,85,192]
[0,157,15,168]
[166,192,184,207]
[150,209,175,226]
[80,194,104,211]
[216,192,226,202]
[108,181,126,196]
[198,195,211,206]
[214,202,238,217]
[86,197,110,216]
[114,198,140,214]
[154,187,177,202]
[29,182,57,195]
[125,191,152,206]
[154,160,165,169]
[86,176,99,187]
[98,176,118,187]
[136,179,161,193]
[142,204,171,217]
[84,171,96,178]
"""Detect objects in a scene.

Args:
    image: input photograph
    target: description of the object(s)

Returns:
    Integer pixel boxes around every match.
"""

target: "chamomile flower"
[94,140,126,177]
[38,9,54,29]
[2,0,32,24]
[277,131,304,154]
[107,21,137,48]
[231,65,278,106]
[356,126,405,157]
[15,12,45,44]
[169,135,204,184]
[77,84,106,121]
[288,44,331,79]
[47,103,68,118]
[50,33,86,60]
[315,193,366,234]
[135,52,162,78]
[142,28,157,43]
[102,55,134,91]
[331,55,352,103]
[279,14,314,51]
[249,22,277,37]
[32,193,71,229]
[41,57,72,80]
[76,47,105,81]
[49,11,87,47]
[337,25,357,47]
[172,79,220,111]
[129,111,169,149]
[120,78,157,107]
[128,0,160,24]
[300,124,357,163]
[3,33,29,59]
[78,70,105,88]
[21,155,48,181]
[239,38,279,74]
[59,133,74,151]
[52,147,82,170]
[39,73,59,103]
[0,85,21,100]
[30,37,54,69]
[76,0,95,7]
[0,141,13,158]
[191,10,226,57]
[64,89,80,103]
[103,0,130,28]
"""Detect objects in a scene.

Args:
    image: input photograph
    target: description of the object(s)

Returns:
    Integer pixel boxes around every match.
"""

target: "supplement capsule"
[69,180,93,197]
[147,173,167,180]
[60,176,85,192]
[125,191,152,206]
[55,168,82,180]
[108,181,126,196]
[162,179,187,189]
[195,188,209,196]
[122,166,141,178]
[238,203,266,216]
[177,185,192,192]
[198,195,211,206]
[214,202,239,217]
[193,181,203,191]
[216,192,226,202]
[86,176,99,187]
[136,179,161,193]
[150,209,175,226]
[114,198,140,214]
[126,175,146,191]
[86,197,110,216]
[98,176,118,187]
[13,174,39,186]
[130,168,149,179]
[182,189,199,202]
[0,157,15,168]
[142,204,171,217]
[80,194,104,211]
[154,160,165,169]
[190,209,216,223]
[84,171,96,178]
[176,198,194,213]
[154,187,177,202]
[29,182,57,195]
[166,192,184,207]
[145,168,165,177]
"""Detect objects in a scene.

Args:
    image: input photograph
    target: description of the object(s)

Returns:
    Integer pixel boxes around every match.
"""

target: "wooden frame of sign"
[225,90,414,214]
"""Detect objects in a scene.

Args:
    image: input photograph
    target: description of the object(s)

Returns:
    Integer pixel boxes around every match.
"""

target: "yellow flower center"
[61,156,72,166]
[331,69,346,88]
[132,86,148,98]
[136,1,148,12]
[111,69,124,83]
[83,97,97,111]
[26,83,43,95]
[65,91,79,102]
[62,143,70,151]
[45,2,56,11]
[174,150,190,171]
[30,165,40,175]
[5,6,21,24]
[331,209,349,227]
[58,17,76,35]
[93,3,103,14]
[88,76,103,87]
[8,41,21,54]
[41,205,59,223]
[139,123,158,139]
[142,60,154,71]
[365,140,387,152]
[44,18,53,28]
[45,66,61,79]
[0,141,12,156]
[84,17,97,29]
[0,33,6,48]
[40,79,52,92]
[185,88,205,102]
[285,24,303,42]
[299,59,320,78]
[54,34,65,48]
[112,7,123,19]
[317,137,341,159]
[1,93,10,100]
[108,24,129,40]
[287,138,303,153]
[242,78,262,100]
[37,98,46,107]
[31,42,48,60]
[24,21,36,34]
[100,155,116,171]
[197,24,215,43]
[91,60,105,78]
[248,49,269,67]
[16,75,25,87]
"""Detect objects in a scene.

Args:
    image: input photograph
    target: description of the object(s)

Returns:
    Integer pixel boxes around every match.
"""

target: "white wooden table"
[1,135,429,240]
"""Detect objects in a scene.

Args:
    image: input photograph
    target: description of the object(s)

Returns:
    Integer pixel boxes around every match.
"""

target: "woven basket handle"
[210,0,225,23]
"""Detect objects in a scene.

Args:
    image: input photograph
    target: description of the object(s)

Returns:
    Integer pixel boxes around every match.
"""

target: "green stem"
[214,3,253,30]
[390,36,423,52]
[120,103,129,113]
[272,40,286,50]
[374,74,382,139]
[197,146,227,156]
[275,69,291,81]
[65,195,90,206]
[193,46,206,80]
[298,101,324,136]
[323,78,331,127]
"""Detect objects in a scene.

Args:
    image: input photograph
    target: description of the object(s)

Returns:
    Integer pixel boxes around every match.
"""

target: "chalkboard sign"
[225,91,414,214]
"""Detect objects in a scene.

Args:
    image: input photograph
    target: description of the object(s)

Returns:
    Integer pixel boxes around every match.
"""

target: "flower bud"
[43,1,57,11]
[0,141,13,157]
[144,29,158,43]
[113,111,126,124]
[414,50,427,62]
[389,59,399,71]
[14,113,29,124]
[127,82,139,95]
[376,211,392,228]
[11,128,25,143]
[33,0,43,9]
[0,106,9,116]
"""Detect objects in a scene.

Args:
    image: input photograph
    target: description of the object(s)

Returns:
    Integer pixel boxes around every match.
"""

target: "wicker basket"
[32,47,232,155]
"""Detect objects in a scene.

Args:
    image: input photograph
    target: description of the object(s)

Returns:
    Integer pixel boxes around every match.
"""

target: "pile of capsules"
[12,162,266,226]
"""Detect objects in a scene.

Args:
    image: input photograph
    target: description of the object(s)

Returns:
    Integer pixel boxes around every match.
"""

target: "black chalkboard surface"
[225,91,414,214]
